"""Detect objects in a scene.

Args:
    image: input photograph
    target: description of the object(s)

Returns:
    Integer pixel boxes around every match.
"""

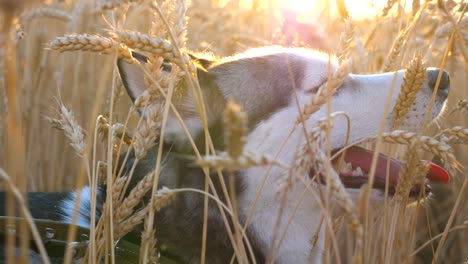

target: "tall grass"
[0,0,467,263]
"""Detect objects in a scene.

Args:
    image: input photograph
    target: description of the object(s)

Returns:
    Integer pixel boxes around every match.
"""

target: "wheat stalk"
[391,55,427,128]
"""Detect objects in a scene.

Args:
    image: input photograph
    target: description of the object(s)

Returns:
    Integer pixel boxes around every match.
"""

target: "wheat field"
[0,0,467,263]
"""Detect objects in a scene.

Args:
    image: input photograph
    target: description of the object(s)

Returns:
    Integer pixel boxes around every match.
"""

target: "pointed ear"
[117,52,149,103]
[117,51,219,105]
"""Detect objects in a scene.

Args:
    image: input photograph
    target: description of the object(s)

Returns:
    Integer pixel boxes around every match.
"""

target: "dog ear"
[117,52,217,104]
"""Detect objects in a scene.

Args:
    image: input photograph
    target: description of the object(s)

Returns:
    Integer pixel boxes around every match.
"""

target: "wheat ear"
[46,102,85,158]
[394,143,429,202]
[379,131,460,173]
[110,31,196,73]
[115,187,176,238]
[439,127,468,144]
[48,34,136,63]
[391,56,427,128]
[381,0,397,17]
[224,100,248,159]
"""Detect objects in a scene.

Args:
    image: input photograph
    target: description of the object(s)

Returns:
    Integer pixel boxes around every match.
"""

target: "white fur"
[60,186,93,228]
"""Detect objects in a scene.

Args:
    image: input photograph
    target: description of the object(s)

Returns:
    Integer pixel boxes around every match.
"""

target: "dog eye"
[304,78,327,94]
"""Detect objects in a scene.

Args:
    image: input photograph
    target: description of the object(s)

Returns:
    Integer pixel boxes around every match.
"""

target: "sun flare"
[241,0,395,20]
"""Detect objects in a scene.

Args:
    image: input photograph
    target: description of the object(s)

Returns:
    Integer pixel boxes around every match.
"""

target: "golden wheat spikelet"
[115,187,176,238]
[98,116,133,146]
[111,31,187,66]
[381,0,397,17]
[379,131,460,172]
[197,152,279,171]
[440,126,468,144]
[391,55,427,128]
[297,59,352,124]
[46,103,85,157]
[48,34,137,63]
[112,176,129,205]
[49,34,114,52]
[337,19,355,63]
[152,0,188,48]
[382,30,407,72]
[224,100,248,159]
[394,143,429,201]
[133,105,162,159]
[453,99,468,115]
[114,171,154,221]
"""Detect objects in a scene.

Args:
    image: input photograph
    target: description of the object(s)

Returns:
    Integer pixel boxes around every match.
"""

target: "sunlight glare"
[240,0,401,20]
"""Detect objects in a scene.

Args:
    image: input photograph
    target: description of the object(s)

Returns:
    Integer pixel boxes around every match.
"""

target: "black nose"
[427,69,450,91]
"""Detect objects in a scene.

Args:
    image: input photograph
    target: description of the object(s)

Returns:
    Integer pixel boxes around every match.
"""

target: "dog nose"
[427,69,450,92]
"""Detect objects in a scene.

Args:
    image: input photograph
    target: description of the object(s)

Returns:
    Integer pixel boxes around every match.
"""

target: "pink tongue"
[425,162,450,183]
[338,146,450,184]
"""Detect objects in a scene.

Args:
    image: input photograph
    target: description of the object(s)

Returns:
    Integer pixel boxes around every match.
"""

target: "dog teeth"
[351,167,364,177]
[340,162,353,174]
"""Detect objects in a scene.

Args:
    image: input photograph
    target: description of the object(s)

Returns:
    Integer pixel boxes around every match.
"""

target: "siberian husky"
[0,47,451,263]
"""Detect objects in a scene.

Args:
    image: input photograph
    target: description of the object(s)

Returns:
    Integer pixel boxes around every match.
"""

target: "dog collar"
[0,217,184,263]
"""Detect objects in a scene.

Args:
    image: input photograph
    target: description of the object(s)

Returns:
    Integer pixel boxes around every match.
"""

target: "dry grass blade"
[46,103,85,157]
[391,56,427,128]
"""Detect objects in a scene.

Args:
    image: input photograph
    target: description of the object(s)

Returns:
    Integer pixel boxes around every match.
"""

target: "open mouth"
[312,146,450,197]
